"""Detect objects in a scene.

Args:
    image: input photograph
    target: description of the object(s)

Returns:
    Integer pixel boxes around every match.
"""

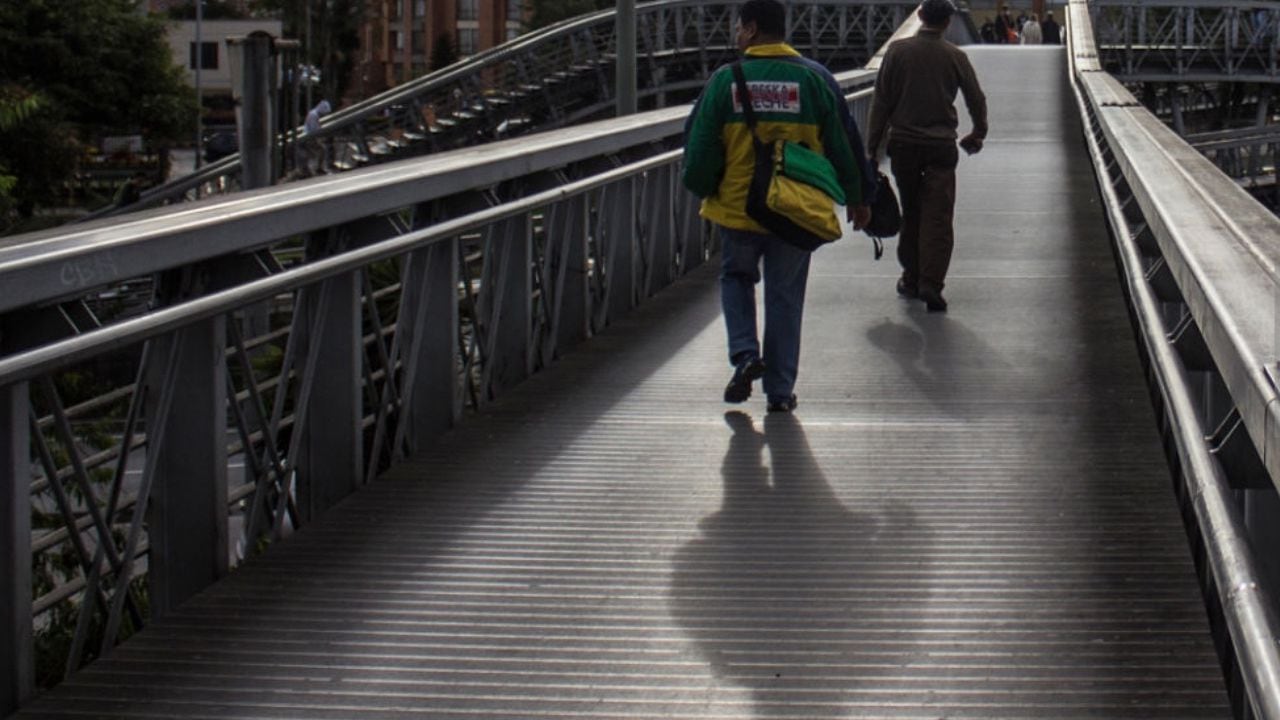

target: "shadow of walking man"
[669,411,931,717]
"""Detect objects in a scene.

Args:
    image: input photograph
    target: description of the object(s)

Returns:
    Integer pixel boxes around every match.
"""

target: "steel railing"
[1068,1,1280,717]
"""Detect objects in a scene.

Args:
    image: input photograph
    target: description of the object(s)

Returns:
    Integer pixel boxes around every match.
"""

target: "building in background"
[146,0,255,15]
[352,0,525,98]
[163,17,285,126]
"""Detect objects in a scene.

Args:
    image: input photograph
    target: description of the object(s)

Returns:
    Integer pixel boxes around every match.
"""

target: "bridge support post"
[607,178,638,321]
[556,195,591,348]
[399,240,460,453]
[147,316,229,619]
[1,381,33,716]
[228,32,277,189]
[1170,86,1186,136]
[646,166,676,294]
[676,181,705,275]
[488,217,532,396]
[296,236,362,522]
[616,0,637,116]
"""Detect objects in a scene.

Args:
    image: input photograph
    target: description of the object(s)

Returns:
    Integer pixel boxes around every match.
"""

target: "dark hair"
[920,0,956,26]
[740,0,787,38]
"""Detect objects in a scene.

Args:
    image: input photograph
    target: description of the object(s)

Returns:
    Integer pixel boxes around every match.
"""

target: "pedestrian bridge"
[4,2,1280,718]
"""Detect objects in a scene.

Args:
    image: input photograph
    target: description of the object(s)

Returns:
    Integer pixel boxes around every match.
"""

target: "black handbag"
[863,171,901,259]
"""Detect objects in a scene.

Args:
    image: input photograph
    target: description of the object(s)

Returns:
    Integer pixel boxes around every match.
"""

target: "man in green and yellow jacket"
[682,0,875,413]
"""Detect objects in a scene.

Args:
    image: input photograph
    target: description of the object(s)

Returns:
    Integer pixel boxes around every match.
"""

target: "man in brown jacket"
[866,0,988,312]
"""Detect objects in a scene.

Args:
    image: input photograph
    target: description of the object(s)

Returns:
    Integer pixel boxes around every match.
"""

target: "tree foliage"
[0,0,197,141]
[0,87,44,227]
[0,0,197,219]
[0,88,42,132]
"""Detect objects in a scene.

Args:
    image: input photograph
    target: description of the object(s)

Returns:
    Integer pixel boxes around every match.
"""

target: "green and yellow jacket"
[681,43,875,233]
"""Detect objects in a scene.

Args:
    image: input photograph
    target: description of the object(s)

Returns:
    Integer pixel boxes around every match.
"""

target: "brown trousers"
[888,141,959,291]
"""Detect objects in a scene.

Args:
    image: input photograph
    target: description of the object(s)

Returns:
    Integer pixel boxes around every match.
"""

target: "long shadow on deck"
[670,412,931,717]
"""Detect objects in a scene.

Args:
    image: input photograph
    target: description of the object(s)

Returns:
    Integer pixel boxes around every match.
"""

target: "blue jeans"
[719,227,812,403]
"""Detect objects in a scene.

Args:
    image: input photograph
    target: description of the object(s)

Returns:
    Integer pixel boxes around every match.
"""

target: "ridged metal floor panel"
[15,47,1229,719]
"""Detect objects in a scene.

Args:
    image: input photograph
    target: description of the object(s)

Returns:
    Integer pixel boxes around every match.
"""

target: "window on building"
[458,28,478,55]
[189,41,218,70]
[458,0,478,21]
[508,0,522,21]
[391,30,404,51]
[414,0,427,17]
[412,30,426,52]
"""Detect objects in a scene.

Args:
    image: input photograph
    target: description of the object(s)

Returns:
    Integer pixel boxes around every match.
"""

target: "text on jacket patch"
[732,81,802,113]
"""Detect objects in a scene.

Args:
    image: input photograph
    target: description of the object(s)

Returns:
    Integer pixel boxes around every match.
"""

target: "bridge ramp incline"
[13,45,1230,720]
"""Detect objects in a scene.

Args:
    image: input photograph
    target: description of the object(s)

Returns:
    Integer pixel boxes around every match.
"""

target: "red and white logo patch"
[732,81,802,114]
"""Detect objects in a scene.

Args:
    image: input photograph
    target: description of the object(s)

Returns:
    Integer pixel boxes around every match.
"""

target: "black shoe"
[767,394,798,413]
[919,286,948,312]
[896,278,918,299]
[724,357,766,403]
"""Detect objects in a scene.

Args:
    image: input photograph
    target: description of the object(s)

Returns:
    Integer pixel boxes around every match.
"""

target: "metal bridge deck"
[13,47,1229,719]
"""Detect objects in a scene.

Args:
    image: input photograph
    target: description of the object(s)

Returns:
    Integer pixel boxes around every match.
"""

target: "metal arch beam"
[618,0,638,116]
[93,0,910,218]
[1090,1,1280,82]
[0,65,883,322]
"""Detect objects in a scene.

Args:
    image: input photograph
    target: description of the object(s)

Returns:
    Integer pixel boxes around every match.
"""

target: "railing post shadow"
[2,380,33,716]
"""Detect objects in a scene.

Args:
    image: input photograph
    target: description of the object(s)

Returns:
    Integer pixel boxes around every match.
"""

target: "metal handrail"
[1068,1,1280,717]
[0,68,879,318]
[0,150,678,388]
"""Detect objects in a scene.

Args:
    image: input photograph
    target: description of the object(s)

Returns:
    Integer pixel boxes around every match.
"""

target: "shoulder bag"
[731,62,845,252]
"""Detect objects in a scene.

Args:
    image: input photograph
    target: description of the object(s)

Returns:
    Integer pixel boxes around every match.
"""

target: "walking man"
[866,0,988,312]
[1041,11,1062,44]
[683,0,875,412]
[1021,13,1044,44]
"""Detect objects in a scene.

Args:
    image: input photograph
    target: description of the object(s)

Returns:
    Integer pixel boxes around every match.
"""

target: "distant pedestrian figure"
[980,20,997,43]
[303,99,332,175]
[1041,11,1062,44]
[994,8,1013,44]
[1021,14,1043,44]
[866,0,989,312]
